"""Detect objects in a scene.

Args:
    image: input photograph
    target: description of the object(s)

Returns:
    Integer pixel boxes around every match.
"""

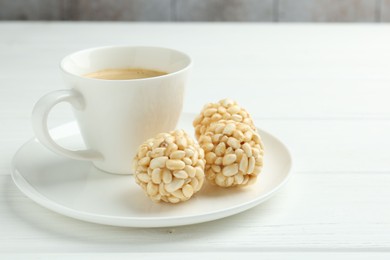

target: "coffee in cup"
[84,68,167,80]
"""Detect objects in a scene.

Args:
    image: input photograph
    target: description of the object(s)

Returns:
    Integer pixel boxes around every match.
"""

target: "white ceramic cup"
[32,46,192,174]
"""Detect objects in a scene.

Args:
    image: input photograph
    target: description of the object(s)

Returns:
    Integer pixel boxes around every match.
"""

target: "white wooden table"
[1,22,390,259]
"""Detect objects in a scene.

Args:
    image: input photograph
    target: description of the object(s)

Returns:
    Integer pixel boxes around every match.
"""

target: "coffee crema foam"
[84,68,167,80]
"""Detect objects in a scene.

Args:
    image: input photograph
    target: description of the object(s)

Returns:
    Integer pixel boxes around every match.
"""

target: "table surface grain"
[1,22,390,259]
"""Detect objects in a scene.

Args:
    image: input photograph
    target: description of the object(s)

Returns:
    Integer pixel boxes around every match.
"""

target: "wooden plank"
[0,0,63,20]
[174,0,274,21]
[4,253,390,260]
[1,23,390,118]
[3,118,390,175]
[278,0,377,22]
[380,0,390,21]
[257,119,390,172]
[1,173,390,252]
[70,0,171,21]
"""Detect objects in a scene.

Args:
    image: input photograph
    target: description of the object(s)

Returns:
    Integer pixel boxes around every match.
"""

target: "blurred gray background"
[0,0,389,22]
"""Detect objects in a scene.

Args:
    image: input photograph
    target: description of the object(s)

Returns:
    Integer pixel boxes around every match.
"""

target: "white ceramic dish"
[11,114,292,228]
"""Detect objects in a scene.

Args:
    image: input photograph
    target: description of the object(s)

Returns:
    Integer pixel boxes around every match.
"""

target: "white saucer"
[11,114,292,228]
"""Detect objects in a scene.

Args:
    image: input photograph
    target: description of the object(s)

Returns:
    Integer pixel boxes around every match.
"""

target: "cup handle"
[32,89,103,161]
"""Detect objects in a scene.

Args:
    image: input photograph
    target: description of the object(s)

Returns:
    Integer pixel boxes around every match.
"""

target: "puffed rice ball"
[199,120,264,188]
[133,130,205,204]
[193,98,255,139]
